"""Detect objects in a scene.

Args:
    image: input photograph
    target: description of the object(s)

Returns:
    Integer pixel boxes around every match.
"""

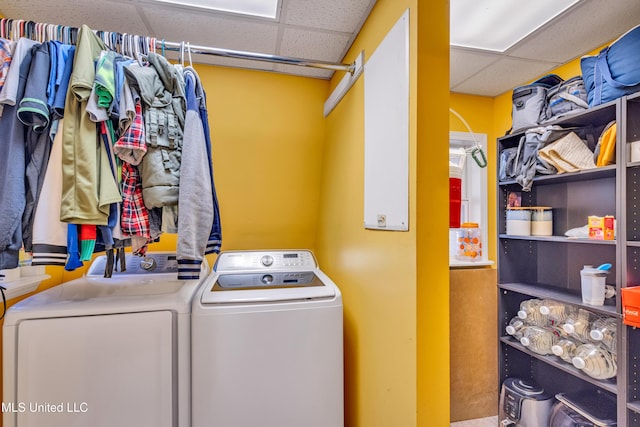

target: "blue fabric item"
[113,57,133,113]
[581,24,640,106]
[64,224,83,271]
[46,42,73,110]
[46,40,58,108]
[52,46,75,119]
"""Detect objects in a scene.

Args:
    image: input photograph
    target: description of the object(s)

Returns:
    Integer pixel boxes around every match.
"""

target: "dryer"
[191,250,343,427]
[3,252,208,427]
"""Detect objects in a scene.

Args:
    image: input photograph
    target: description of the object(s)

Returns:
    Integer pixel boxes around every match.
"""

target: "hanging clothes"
[60,25,121,225]
[19,41,52,252]
[0,21,225,271]
[177,67,214,280]
[0,37,38,269]
[123,52,185,234]
[31,46,75,266]
[176,66,222,278]
[193,69,223,257]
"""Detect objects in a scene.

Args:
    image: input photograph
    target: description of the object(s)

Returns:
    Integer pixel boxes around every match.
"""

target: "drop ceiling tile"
[451,57,559,97]
[508,0,640,63]
[450,48,501,87]
[283,0,375,33]
[0,0,146,35]
[142,3,279,53]
[280,27,350,62]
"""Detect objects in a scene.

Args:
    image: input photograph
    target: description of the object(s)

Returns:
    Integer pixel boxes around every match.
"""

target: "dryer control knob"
[140,257,157,271]
[261,255,274,267]
[261,274,274,285]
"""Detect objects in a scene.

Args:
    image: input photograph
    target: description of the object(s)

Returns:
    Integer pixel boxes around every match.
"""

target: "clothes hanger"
[187,41,193,68]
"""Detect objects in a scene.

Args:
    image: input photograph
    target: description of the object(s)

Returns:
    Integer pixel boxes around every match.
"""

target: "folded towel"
[538,131,596,173]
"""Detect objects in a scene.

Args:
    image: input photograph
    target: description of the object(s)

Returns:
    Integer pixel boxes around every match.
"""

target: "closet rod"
[0,18,356,75]
[161,41,356,74]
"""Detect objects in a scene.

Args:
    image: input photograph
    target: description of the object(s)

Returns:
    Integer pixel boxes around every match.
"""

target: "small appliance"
[549,390,616,426]
[499,377,554,426]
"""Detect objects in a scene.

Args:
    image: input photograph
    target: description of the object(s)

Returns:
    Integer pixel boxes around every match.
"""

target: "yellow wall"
[316,0,451,425]
[449,94,497,260]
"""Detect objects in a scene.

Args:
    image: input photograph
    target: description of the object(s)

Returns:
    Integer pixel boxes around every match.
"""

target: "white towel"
[538,131,596,174]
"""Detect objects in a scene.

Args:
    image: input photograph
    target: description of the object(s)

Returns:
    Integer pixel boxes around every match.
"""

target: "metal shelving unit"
[496,96,640,425]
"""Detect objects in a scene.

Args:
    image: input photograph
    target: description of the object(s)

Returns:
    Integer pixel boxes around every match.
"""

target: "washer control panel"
[214,250,316,272]
[215,271,322,289]
[87,253,179,276]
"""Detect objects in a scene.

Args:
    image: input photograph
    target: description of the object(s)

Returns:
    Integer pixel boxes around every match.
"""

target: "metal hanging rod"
[0,18,356,75]
[161,41,356,74]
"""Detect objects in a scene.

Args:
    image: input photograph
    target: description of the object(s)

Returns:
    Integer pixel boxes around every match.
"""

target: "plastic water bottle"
[572,343,617,379]
[517,299,548,326]
[539,299,577,324]
[590,316,617,354]
[562,308,600,342]
[551,338,579,363]
[505,316,527,339]
[520,325,559,355]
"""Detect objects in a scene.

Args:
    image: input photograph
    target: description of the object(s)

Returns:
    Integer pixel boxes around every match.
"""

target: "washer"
[191,250,343,427]
[3,252,208,427]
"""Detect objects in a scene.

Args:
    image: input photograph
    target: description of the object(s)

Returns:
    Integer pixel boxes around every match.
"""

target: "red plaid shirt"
[120,162,150,255]
[117,98,150,255]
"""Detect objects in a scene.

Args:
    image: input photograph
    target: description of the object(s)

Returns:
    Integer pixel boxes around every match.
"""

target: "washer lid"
[4,253,208,323]
[201,271,336,304]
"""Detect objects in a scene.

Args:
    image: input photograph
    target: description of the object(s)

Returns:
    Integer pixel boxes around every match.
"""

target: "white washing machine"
[3,252,208,427]
[191,250,343,427]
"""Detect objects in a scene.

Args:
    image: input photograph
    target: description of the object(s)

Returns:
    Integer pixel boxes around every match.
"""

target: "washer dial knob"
[261,255,274,267]
[140,257,157,271]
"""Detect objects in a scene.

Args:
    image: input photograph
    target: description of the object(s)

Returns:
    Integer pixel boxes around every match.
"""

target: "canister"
[506,207,531,236]
[531,207,553,236]
[456,222,482,261]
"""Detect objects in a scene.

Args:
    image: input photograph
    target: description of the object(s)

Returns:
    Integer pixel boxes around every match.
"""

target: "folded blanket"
[538,131,596,173]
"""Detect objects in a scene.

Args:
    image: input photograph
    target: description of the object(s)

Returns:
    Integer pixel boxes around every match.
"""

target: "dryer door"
[14,311,174,427]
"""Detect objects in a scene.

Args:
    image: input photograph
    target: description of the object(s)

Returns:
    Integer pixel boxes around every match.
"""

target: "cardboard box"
[588,215,615,240]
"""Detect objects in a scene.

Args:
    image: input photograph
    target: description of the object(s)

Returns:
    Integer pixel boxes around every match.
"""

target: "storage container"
[506,207,531,236]
[456,222,482,261]
[531,206,553,236]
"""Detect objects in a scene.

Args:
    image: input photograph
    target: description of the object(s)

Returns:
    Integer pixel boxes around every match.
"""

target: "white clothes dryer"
[191,250,344,427]
[3,252,209,427]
